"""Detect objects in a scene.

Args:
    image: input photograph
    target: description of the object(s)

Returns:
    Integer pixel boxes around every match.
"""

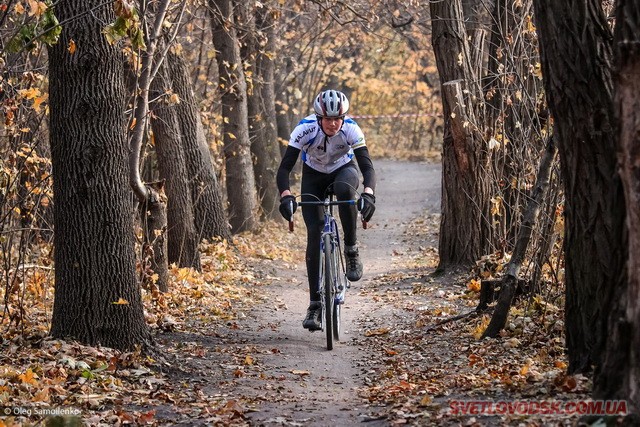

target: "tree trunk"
[209,0,258,233]
[167,52,230,241]
[140,181,169,293]
[533,0,626,373]
[254,4,281,218]
[594,0,640,415]
[430,0,493,272]
[48,0,149,350]
[150,57,201,270]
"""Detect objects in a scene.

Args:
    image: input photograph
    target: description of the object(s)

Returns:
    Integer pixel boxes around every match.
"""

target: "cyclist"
[276,89,376,331]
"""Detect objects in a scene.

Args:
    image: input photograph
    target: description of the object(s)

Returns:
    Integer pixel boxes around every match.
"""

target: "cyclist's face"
[321,117,343,136]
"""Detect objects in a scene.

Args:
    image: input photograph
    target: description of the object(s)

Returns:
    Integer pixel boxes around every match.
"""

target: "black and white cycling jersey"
[288,115,366,174]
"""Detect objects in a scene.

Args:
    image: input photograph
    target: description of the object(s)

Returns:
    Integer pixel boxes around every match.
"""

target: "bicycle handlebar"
[297,199,356,207]
[288,199,368,232]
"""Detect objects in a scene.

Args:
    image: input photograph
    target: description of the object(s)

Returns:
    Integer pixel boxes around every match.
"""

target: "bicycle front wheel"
[323,233,335,350]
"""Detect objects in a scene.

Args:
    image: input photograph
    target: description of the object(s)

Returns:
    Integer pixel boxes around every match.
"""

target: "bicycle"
[288,188,366,350]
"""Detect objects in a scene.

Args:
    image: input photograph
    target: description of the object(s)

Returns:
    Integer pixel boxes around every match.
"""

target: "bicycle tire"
[318,241,326,333]
[323,233,334,350]
[333,300,341,341]
[333,247,344,341]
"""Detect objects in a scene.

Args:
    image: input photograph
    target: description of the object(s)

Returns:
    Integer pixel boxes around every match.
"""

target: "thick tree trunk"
[167,52,230,241]
[209,0,258,233]
[150,58,201,270]
[594,0,640,416]
[48,0,149,350]
[533,0,626,373]
[430,0,493,272]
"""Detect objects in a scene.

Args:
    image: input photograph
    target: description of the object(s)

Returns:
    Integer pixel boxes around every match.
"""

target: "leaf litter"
[0,212,599,426]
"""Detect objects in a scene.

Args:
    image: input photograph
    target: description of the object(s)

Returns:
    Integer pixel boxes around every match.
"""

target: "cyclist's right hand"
[279,194,297,221]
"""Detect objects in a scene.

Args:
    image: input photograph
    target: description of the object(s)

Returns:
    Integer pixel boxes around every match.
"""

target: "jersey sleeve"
[288,116,318,149]
[344,118,366,150]
[276,146,301,194]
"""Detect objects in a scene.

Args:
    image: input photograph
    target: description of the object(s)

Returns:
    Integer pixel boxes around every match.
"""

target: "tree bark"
[167,52,230,241]
[255,4,281,218]
[150,57,201,270]
[209,0,258,233]
[237,1,281,220]
[48,0,149,350]
[594,0,640,415]
[533,0,626,373]
[430,0,493,272]
[139,181,169,292]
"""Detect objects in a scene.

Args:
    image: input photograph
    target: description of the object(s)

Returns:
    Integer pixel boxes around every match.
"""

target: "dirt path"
[215,159,442,425]
[155,159,592,427]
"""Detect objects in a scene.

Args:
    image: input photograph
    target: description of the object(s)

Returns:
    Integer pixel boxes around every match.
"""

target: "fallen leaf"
[365,328,390,337]
[18,368,38,386]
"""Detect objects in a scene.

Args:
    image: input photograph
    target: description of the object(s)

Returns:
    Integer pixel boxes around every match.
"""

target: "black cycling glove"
[358,193,376,222]
[279,195,297,221]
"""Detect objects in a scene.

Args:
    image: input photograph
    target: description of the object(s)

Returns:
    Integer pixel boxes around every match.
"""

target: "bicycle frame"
[296,194,355,350]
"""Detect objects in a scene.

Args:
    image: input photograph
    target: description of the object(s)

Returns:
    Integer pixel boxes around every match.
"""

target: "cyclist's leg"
[301,165,330,301]
[333,163,359,246]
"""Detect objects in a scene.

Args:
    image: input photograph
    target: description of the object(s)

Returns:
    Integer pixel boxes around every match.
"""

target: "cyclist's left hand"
[358,193,376,222]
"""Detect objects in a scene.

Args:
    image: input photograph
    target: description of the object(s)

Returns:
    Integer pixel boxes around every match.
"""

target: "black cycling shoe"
[345,245,363,281]
[302,302,322,331]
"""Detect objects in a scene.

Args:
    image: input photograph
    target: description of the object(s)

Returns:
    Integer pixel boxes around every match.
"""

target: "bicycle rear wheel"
[323,234,335,350]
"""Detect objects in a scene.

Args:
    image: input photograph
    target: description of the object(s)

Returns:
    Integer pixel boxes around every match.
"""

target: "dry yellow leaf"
[364,327,390,337]
[244,355,253,365]
[27,0,47,17]
[467,279,481,292]
[18,368,38,385]
[554,360,567,370]
[19,87,41,100]
[112,298,129,305]
[33,94,47,112]
[32,386,50,402]
[419,395,433,406]
[68,39,77,55]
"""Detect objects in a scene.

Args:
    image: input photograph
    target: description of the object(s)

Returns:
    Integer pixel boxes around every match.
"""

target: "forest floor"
[1,160,601,427]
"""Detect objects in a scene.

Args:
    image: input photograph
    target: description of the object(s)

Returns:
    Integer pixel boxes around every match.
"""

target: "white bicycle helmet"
[313,90,350,117]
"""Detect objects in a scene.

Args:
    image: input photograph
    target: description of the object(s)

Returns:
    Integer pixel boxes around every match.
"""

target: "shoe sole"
[303,325,322,331]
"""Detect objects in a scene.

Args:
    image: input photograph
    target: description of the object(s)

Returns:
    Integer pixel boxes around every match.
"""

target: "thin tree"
[48,0,149,349]
[481,137,556,336]
[150,53,202,270]
[209,0,258,233]
[238,0,281,219]
[167,51,230,241]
